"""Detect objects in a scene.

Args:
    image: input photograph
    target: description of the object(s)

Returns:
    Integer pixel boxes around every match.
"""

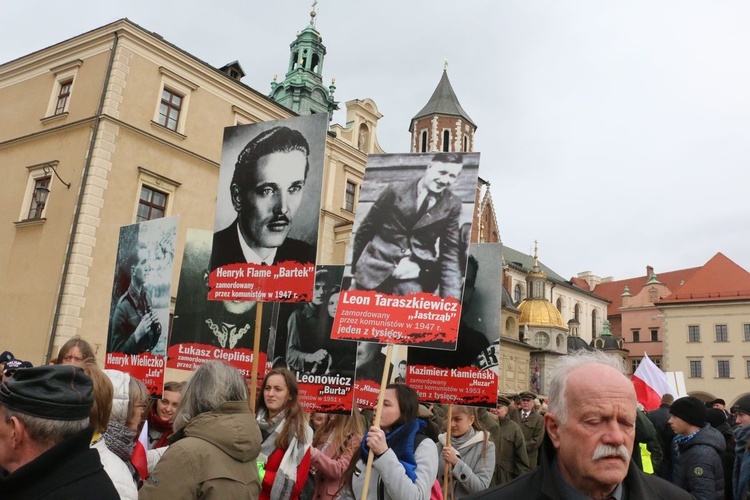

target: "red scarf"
[148,408,174,449]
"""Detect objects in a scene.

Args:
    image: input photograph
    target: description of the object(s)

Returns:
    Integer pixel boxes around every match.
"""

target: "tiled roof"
[592,267,699,316]
[503,246,607,301]
[658,253,750,305]
[570,277,590,291]
[410,71,475,129]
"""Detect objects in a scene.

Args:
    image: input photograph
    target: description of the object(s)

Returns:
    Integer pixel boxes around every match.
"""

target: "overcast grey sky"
[4,1,749,282]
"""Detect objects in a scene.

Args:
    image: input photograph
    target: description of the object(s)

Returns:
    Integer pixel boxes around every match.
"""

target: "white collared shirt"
[237,224,277,265]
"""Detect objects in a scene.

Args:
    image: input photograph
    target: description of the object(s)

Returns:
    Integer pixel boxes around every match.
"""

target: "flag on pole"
[632,353,672,411]
[132,420,149,480]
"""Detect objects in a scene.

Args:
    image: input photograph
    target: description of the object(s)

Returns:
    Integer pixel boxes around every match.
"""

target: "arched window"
[556,297,562,312]
[463,135,468,151]
[421,130,428,153]
[574,303,580,322]
[311,53,320,73]
[442,130,450,152]
[514,284,522,303]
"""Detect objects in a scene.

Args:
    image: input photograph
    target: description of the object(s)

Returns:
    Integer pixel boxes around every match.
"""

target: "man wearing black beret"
[669,396,726,499]
[0,365,118,498]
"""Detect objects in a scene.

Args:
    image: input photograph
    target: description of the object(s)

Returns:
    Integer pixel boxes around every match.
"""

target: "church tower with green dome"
[269,2,339,117]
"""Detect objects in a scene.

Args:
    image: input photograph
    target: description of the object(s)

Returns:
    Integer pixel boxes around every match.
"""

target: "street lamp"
[34,163,71,214]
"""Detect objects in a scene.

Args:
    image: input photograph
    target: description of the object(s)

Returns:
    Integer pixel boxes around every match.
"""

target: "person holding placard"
[438,406,496,498]
[256,368,314,500]
[341,384,439,500]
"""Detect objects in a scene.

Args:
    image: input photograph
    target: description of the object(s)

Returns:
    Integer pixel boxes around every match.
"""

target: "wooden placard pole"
[248,303,264,413]
[443,405,453,499]
[359,343,394,500]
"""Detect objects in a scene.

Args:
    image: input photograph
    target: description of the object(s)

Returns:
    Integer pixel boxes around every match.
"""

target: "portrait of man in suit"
[350,152,464,300]
[210,125,316,271]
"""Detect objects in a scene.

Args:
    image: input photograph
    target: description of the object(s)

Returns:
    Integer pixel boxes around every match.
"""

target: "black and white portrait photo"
[347,152,479,300]
[210,114,327,271]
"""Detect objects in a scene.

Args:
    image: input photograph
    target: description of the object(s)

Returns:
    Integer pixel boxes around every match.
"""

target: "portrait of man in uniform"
[110,243,162,354]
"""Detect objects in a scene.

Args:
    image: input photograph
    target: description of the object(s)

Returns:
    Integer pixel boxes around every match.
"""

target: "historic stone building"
[0,15,382,365]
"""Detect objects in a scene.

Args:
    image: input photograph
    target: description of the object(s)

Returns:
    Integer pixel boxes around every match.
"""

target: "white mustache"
[591,444,630,462]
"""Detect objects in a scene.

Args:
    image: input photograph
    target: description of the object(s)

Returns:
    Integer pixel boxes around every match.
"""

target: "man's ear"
[9,415,24,448]
[545,413,562,449]
[230,183,242,212]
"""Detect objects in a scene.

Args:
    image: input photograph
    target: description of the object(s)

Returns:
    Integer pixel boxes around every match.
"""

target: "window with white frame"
[54,80,73,115]
[152,67,197,136]
[44,59,82,119]
[158,89,183,131]
[631,357,642,374]
[344,180,357,212]
[744,324,750,342]
[688,325,700,342]
[16,163,59,223]
[746,359,750,378]
[133,167,180,222]
[715,324,728,342]
[442,130,450,152]
[137,185,168,222]
[420,130,428,153]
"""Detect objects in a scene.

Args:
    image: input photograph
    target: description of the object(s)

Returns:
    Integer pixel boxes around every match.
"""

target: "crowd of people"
[1,344,748,500]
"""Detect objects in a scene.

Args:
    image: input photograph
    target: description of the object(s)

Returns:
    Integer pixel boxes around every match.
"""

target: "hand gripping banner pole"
[359,343,394,500]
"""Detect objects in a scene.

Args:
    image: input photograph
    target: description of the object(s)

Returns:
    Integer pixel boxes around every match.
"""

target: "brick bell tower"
[409,67,477,153]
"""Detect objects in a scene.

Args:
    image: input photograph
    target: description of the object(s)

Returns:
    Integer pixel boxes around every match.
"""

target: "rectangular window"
[650,329,658,342]
[715,324,728,342]
[688,325,700,342]
[652,357,662,369]
[744,324,750,341]
[137,186,167,222]
[630,357,641,374]
[746,360,750,378]
[158,89,182,131]
[717,360,730,378]
[344,181,356,212]
[54,80,72,115]
[689,360,702,378]
[631,329,640,343]
[27,176,51,219]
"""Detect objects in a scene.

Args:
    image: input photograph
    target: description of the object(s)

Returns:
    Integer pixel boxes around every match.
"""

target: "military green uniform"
[488,413,530,485]
[513,409,545,468]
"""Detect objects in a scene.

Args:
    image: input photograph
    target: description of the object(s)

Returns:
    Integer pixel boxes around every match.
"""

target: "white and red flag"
[131,420,149,480]
[632,353,672,411]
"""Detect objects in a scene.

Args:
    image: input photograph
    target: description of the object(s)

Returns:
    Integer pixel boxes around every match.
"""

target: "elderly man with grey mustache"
[466,351,691,500]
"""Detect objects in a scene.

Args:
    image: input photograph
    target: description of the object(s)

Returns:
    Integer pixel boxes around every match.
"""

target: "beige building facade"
[657,253,750,406]
[0,19,382,365]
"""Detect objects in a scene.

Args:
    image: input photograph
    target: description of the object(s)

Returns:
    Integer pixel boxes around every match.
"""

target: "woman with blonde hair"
[309,413,364,500]
[437,405,495,498]
[257,367,313,500]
